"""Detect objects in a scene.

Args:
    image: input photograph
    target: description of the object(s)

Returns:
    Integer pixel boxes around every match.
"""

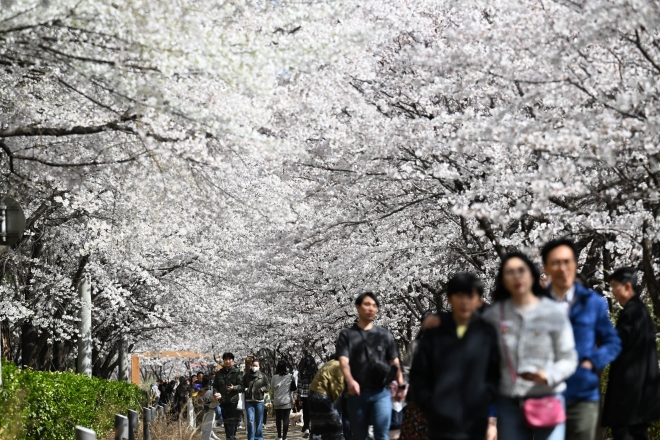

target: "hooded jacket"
[602,296,660,428]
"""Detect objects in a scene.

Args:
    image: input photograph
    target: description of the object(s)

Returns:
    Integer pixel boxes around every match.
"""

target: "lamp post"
[0,195,25,388]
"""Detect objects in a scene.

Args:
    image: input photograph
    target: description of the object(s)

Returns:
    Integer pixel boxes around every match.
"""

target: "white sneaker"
[303,430,310,438]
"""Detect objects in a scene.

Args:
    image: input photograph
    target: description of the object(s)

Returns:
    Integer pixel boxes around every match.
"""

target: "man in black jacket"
[602,268,660,440]
[213,352,244,440]
[410,273,500,440]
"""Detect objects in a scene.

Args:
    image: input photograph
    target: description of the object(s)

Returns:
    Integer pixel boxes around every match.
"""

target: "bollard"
[75,426,97,440]
[151,406,157,420]
[114,414,128,440]
[142,407,152,440]
[156,405,164,417]
[127,409,138,440]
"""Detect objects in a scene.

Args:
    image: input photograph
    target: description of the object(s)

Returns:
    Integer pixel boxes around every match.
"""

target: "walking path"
[214,420,307,440]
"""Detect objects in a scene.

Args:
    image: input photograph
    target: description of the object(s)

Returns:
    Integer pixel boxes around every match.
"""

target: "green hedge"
[0,361,142,440]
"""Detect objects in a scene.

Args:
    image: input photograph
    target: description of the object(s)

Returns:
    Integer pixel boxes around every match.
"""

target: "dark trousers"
[301,397,310,430]
[309,391,343,440]
[341,394,352,440]
[612,424,650,440]
[275,409,291,438]
[220,402,239,440]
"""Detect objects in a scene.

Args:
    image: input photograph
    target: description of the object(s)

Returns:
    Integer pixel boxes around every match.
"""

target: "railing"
[76,405,169,440]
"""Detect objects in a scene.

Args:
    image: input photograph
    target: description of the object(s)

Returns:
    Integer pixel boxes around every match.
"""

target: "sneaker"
[303,430,310,438]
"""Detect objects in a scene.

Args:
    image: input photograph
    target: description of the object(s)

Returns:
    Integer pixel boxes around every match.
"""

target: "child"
[409,273,500,440]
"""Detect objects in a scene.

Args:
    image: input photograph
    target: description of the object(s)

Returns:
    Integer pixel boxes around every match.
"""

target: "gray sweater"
[482,297,578,398]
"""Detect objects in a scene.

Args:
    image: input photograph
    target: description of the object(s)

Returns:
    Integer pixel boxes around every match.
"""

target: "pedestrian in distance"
[198,376,221,440]
[213,352,244,440]
[336,291,405,440]
[174,375,191,420]
[409,273,500,440]
[483,252,578,440]
[298,352,318,438]
[541,238,621,440]
[243,358,270,440]
[271,359,297,440]
[602,268,660,440]
[308,353,345,440]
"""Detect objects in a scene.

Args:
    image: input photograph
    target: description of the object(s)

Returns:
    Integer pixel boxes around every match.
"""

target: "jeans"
[245,401,265,440]
[216,405,223,420]
[220,402,239,440]
[497,395,566,440]
[346,387,392,440]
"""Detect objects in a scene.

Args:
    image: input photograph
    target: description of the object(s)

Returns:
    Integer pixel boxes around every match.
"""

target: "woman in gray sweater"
[483,252,577,440]
[271,360,297,440]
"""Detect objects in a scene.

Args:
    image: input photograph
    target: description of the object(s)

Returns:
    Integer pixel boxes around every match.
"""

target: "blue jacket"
[562,282,621,402]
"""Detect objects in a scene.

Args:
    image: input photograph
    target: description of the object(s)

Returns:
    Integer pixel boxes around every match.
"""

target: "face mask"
[251,366,259,373]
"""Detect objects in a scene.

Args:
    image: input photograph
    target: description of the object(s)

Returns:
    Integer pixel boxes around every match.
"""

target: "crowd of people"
[150,237,660,440]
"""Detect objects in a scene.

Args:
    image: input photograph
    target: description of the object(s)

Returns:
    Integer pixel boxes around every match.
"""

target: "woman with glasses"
[482,252,578,440]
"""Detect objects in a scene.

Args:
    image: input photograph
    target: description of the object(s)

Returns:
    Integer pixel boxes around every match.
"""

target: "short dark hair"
[446,273,483,297]
[541,238,578,264]
[197,371,204,376]
[355,291,380,308]
[492,252,552,302]
[222,352,234,360]
[201,377,210,387]
[609,267,639,295]
[252,358,261,365]
[276,360,288,375]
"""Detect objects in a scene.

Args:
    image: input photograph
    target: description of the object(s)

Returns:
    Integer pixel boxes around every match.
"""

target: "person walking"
[602,268,660,439]
[271,360,297,440]
[298,352,318,438]
[482,252,578,440]
[213,353,244,440]
[174,375,191,420]
[308,354,345,440]
[198,377,222,440]
[410,273,500,440]
[541,238,621,440]
[243,358,270,440]
[336,291,404,440]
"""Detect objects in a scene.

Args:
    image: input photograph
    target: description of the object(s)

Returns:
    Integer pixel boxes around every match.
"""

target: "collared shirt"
[552,284,576,316]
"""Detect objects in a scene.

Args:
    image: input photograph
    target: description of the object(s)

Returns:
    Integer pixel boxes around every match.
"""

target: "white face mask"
[251,366,259,373]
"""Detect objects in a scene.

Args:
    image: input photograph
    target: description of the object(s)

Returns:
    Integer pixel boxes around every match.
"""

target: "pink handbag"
[522,396,566,428]
[500,304,567,428]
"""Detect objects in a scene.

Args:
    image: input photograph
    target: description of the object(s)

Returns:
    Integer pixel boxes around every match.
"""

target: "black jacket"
[410,313,500,440]
[213,366,244,404]
[602,296,660,428]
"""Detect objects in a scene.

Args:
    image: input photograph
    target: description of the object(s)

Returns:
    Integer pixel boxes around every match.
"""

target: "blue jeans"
[346,388,391,440]
[497,395,566,440]
[245,401,264,440]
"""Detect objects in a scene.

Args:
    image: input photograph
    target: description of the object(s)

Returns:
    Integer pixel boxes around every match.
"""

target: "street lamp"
[0,195,25,388]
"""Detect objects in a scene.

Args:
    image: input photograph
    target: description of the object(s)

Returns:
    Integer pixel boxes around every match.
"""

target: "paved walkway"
[217,420,308,439]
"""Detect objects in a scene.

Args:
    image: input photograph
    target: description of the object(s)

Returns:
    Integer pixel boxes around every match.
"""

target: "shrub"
[0,361,142,440]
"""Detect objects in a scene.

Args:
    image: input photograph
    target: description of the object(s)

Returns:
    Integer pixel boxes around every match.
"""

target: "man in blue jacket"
[542,238,622,440]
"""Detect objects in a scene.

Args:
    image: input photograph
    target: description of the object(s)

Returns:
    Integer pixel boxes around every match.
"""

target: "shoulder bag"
[358,328,398,387]
[499,303,566,428]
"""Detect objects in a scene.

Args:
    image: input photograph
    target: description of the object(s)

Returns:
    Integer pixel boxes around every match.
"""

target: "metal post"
[75,426,97,440]
[142,407,152,440]
[151,406,156,420]
[127,409,138,440]
[77,278,92,377]
[114,414,128,440]
[118,338,128,382]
